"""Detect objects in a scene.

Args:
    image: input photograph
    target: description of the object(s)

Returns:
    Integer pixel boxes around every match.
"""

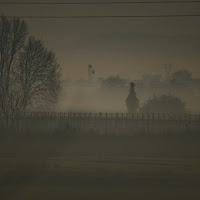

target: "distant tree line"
[170,70,192,83]
[99,75,127,87]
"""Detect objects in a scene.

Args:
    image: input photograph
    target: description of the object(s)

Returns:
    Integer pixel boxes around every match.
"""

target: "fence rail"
[1,112,200,120]
[0,112,200,135]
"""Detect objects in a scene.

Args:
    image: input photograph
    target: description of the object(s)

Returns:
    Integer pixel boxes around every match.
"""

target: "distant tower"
[126,82,139,113]
[88,64,95,82]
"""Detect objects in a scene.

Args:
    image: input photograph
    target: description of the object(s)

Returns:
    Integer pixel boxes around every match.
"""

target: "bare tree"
[0,16,61,116]
[16,37,61,111]
[0,16,28,115]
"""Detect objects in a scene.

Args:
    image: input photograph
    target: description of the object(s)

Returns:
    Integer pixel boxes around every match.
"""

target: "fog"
[56,83,200,113]
[1,3,200,199]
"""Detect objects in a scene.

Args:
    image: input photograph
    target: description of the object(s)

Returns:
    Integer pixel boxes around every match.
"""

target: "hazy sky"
[1,0,200,79]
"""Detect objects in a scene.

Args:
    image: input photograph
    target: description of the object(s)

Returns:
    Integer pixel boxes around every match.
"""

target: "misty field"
[0,134,200,200]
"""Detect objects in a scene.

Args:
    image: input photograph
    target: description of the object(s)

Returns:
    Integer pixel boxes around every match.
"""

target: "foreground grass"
[0,134,200,199]
[1,156,200,177]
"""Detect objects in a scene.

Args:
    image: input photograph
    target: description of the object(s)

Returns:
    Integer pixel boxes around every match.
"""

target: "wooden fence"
[0,112,200,135]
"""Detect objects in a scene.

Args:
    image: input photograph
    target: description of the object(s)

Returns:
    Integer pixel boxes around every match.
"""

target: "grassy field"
[0,134,200,200]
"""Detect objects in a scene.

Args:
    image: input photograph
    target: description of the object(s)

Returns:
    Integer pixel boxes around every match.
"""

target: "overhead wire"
[0,1,200,4]
[2,1,200,19]
[5,15,200,18]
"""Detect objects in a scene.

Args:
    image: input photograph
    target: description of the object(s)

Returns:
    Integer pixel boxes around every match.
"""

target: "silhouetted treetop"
[140,94,185,114]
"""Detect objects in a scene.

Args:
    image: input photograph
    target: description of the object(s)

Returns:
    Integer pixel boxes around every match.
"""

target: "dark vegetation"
[170,69,192,82]
[100,75,127,87]
[0,16,61,116]
[140,94,185,114]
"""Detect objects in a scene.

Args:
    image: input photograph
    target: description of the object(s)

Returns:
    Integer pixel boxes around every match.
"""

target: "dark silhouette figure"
[126,82,139,113]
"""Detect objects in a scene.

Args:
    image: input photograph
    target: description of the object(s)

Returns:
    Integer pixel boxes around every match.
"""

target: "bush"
[140,94,185,114]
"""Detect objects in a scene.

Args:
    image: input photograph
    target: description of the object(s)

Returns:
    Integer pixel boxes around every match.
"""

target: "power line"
[6,15,200,18]
[1,1,200,5]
